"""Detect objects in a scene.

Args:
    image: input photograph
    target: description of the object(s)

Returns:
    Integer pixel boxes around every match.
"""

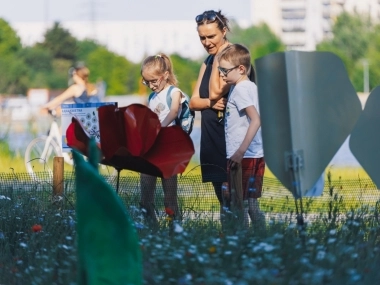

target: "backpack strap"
[148,86,175,106]
[148,91,155,102]
[165,85,181,126]
[165,85,176,108]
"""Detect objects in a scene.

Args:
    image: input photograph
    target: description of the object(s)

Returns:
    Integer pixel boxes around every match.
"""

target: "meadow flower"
[134,222,145,229]
[173,222,184,233]
[31,224,42,232]
[178,274,192,285]
[327,238,336,244]
[308,238,317,244]
[208,246,216,254]
[165,207,175,216]
[316,250,326,260]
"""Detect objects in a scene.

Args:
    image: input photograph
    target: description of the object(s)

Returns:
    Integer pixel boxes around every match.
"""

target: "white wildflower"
[327,238,336,244]
[308,238,317,244]
[329,229,337,235]
[316,251,326,260]
[173,222,183,233]
[0,195,11,200]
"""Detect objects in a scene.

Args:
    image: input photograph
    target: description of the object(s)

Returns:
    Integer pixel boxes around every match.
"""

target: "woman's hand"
[210,97,226,111]
[216,40,230,56]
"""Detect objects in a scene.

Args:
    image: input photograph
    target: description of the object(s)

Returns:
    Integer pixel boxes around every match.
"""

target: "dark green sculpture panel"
[350,86,380,188]
[255,51,362,197]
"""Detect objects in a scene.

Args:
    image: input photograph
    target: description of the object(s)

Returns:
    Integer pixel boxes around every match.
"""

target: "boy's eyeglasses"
[218,66,239,77]
[141,76,163,86]
[195,11,224,26]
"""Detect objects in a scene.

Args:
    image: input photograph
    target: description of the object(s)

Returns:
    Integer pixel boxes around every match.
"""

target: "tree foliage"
[170,54,200,95]
[0,55,29,94]
[86,47,139,95]
[0,18,22,55]
[39,22,78,61]
[317,12,380,92]
[229,22,286,61]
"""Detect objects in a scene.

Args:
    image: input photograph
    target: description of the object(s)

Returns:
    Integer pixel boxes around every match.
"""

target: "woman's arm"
[189,63,226,111]
[229,105,261,166]
[43,85,83,110]
[161,90,182,127]
[209,55,230,100]
[209,42,231,100]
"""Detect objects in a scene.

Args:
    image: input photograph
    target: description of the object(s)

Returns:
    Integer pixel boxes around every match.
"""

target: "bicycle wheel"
[25,136,61,181]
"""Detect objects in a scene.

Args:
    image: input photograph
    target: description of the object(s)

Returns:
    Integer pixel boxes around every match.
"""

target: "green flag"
[73,140,142,285]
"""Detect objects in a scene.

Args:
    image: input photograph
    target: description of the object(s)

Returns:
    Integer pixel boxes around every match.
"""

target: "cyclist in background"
[42,65,100,111]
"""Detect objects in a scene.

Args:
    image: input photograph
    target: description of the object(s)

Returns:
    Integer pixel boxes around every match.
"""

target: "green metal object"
[350,86,380,188]
[73,139,142,285]
[255,51,362,198]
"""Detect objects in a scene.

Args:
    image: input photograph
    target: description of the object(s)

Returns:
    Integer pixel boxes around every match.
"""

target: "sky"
[0,0,251,23]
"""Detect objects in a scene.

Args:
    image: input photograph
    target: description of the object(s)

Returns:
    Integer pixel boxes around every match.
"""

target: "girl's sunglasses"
[195,11,224,26]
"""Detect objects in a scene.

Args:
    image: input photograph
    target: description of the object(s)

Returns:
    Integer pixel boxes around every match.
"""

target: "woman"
[43,65,99,110]
[189,10,231,210]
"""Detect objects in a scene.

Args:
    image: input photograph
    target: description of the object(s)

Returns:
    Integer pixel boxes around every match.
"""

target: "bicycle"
[25,110,118,182]
[24,110,73,181]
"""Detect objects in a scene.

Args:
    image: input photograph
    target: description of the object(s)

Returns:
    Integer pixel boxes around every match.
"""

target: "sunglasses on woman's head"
[195,11,224,26]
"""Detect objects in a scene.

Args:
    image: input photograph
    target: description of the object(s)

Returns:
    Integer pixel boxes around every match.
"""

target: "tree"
[316,12,373,91]
[19,46,53,73]
[76,39,104,62]
[0,18,28,94]
[0,55,29,94]
[0,18,22,55]
[170,54,200,95]
[86,47,139,95]
[366,25,380,90]
[39,22,78,61]
[229,22,285,61]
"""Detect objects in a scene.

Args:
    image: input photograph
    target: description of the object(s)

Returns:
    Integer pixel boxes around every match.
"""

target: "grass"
[0,189,379,284]
[1,138,380,283]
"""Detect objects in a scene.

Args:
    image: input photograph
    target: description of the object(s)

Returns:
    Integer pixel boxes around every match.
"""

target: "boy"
[217,44,265,227]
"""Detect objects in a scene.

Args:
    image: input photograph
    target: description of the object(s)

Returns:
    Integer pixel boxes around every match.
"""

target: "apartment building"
[251,0,380,51]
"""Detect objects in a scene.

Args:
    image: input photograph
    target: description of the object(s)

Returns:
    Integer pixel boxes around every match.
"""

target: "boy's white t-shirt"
[225,80,264,159]
[148,85,183,126]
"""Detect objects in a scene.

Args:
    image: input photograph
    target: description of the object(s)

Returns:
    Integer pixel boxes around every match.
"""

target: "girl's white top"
[148,85,183,126]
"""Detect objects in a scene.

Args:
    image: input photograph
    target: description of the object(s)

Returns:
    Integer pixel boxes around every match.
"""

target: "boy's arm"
[229,105,261,166]
[161,90,182,127]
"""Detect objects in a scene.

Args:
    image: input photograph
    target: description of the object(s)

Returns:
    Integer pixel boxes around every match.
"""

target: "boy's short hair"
[218,44,251,74]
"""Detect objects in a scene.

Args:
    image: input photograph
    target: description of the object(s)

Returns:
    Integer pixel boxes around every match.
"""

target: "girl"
[140,53,184,226]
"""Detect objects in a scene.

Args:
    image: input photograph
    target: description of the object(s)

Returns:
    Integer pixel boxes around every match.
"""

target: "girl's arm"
[161,90,182,127]
[229,105,261,166]
[189,63,226,111]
